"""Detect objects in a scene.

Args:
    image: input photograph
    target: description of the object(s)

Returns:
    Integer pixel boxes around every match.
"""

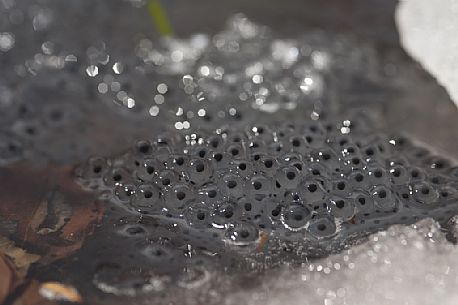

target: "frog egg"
[312,148,340,170]
[246,139,267,155]
[263,198,283,222]
[210,151,232,170]
[135,158,162,182]
[225,143,245,159]
[153,169,180,189]
[348,169,370,188]
[163,183,195,210]
[412,182,439,205]
[212,201,242,228]
[185,203,212,228]
[238,196,264,218]
[224,221,259,246]
[165,154,188,173]
[255,155,278,176]
[306,216,338,239]
[438,185,458,201]
[331,178,351,197]
[298,178,327,203]
[353,192,375,213]
[281,203,311,231]
[276,166,302,190]
[339,143,361,158]
[219,173,245,199]
[231,159,254,176]
[328,196,356,221]
[408,167,426,182]
[130,184,162,212]
[362,144,382,161]
[206,135,224,150]
[133,140,153,156]
[187,158,213,186]
[251,213,273,230]
[12,120,44,139]
[190,145,211,159]
[225,131,247,145]
[429,174,449,186]
[75,156,109,184]
[197,184,222,204]
[103,167,133,187]
[307,162,331,178]
[245,124,273,142]
[389,165,410,185]
[367,165,389,185]
[249,174,274,196]
[371,185,397,211]
[0,135,24,165]
[342,155,365,173]
[278,152,303,165]
[114,183,136,204]
[288,135,311,154]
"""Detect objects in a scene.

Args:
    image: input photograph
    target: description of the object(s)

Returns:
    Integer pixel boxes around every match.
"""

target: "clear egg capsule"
[276,166,302,190]
[130,184,162,212]
[299,178,327,203]
[212,201,242,228]
[219,173,245,198]
[185,203,212,228]
[306,216,338,239]
[163,183,195,210]
[75,156,109,183]
[328,196,356,221]
[224,221,259,246]
[281,203,311,231]
[103,167,132,187]
[187,158,213,185]
[412,182,439,205]
[114,183,136,204]
[371,185,397,211]
[135,158,162,182]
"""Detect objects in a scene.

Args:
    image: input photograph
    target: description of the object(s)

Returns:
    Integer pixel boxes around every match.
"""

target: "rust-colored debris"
[38,282,83,303]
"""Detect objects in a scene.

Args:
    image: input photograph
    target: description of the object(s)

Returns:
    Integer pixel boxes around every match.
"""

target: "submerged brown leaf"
[0,254,16,304]
[0,236,41,276]
[0,163,105,264]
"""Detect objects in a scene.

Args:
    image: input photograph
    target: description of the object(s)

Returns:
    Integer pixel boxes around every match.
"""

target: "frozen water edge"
[225,218,458,305]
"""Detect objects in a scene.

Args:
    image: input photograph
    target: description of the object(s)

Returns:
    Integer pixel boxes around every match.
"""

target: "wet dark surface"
[0,1,457,305]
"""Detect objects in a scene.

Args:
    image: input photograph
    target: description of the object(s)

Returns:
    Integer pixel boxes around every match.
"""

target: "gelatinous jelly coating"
[75,117,458,267]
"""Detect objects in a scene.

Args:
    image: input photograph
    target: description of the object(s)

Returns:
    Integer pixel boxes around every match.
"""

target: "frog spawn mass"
[2,1,458,299]
[76,118,458,276]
